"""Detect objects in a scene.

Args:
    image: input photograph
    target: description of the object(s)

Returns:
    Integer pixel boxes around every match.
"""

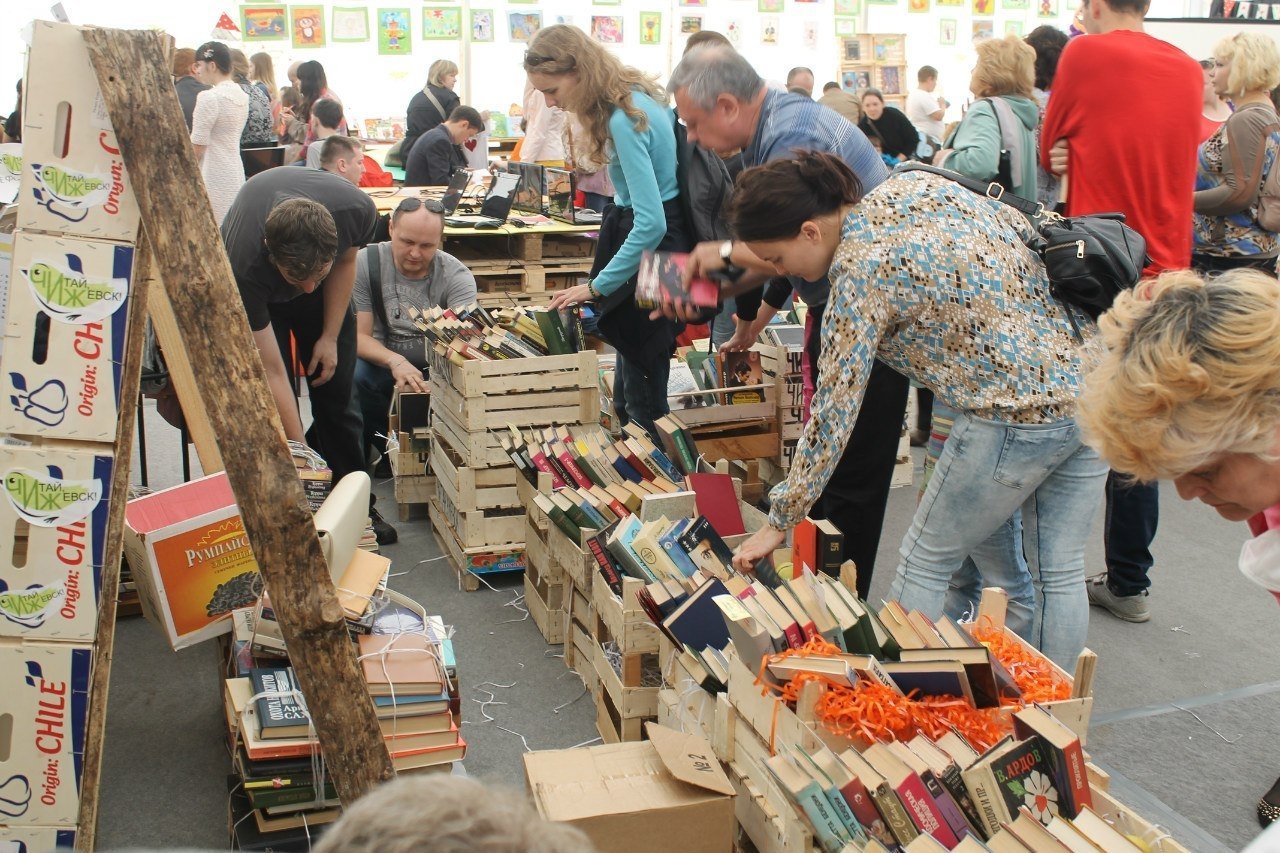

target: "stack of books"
[667,345,766,410]
[411,303,590,363]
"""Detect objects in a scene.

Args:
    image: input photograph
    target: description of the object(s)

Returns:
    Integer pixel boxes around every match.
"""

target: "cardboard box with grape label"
[16,20,139,243]
[0,639,92,826]
[0,231,132,443]
[0,445,112,642]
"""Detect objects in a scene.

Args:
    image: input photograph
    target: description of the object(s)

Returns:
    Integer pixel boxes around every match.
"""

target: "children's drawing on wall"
[758,0,784,11]
[726,19,742,45]
[939,17,957,44]
[1038,0,1059,15]
[972,19,995,39]
[509,11,542,40]
[681,15,702,33]
[375,9,409,51]
[760,15,778,43]
[639,12,662,44]
[291,6,325,48]
[591,15,624,42]
[332,7,370,42]
[802,21,818,48]
[471,9,494,41]
[909,0,931,12]
[242,6,287,40]
[422,7,461,39]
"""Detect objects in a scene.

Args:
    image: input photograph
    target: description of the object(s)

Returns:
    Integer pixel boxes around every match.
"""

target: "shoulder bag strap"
[420,86,448,123]
[366,246,393,334]
[896,161,1045,219]
[985,96,1025,183]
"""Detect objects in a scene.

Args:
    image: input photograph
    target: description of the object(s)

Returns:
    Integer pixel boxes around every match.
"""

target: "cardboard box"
[123,473,261,651]
[0,232,133,442]
[0,826,78,849]
[0,444,113,642]
[17,21,140,243]
[524,722,734,853]
[0,639,93,825]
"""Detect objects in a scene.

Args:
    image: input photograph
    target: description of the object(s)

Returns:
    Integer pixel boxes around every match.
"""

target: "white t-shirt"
[906,88,944,142]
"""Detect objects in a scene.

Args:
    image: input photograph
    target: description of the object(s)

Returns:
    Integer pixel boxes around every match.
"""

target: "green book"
[534,493,581,541]
[534,309,573,355]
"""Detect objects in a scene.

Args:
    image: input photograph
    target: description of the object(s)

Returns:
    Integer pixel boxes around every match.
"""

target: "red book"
[864,744,960,849]
[553,442,594,490]
[792,517,818,575]
[1012,706,1092,818]
[838,773,900,850]
[684,472,745,536]
[615,441,655,482]
[528,446,568,489]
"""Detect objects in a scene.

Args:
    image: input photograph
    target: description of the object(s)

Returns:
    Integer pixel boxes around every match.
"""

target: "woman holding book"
[727,152,1106,669]
[1074,268,1280,829]
[528,25,691,442]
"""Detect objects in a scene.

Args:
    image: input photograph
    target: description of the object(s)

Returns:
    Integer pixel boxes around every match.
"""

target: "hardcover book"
[637,249,720,308]
[249,667,311,740]
[718,350,764,404]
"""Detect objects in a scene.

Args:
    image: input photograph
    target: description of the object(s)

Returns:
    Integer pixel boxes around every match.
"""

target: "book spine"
[245,782,338,810]
[895,777,957,847]
[794,784,853,853]
[870,784,920,847]
[819,530,844,577]
[556,449,595,490]
[961,763,1009,839]
[647,449,684,483]
[821,785,869,846]
[1060,737,1093,816]
[586,535,624,596]
[781,622,805,651]
[920,770,971,845]
[528,448,568,490]
[672,429,698,473]
[939,763,989,841]
[547,507,582,542]
[840,778,902,851]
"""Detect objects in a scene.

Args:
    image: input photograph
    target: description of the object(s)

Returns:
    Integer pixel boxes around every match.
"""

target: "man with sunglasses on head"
[221,157,390,539]
[353,196,477,476]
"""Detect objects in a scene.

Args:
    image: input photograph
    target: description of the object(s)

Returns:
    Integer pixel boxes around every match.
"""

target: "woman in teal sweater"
[530,25,689,441]
[935,34,1040,200]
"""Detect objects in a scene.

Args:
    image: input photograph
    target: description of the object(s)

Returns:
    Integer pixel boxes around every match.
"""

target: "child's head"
[280,85,302,110]
[310,98,344,132]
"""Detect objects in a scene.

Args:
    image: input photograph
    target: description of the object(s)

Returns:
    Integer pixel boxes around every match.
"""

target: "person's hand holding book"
[731,524,787,574]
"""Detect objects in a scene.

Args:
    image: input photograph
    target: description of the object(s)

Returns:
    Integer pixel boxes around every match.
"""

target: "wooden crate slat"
[434,480,525,550]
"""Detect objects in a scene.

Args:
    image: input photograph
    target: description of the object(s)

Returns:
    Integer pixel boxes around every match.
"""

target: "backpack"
[672,109,734,244]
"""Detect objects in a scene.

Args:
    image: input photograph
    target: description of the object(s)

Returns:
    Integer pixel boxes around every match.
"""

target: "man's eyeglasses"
[395,197,445,214]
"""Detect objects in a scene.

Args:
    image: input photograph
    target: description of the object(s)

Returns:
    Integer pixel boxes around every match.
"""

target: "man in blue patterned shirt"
[666,46,904,599]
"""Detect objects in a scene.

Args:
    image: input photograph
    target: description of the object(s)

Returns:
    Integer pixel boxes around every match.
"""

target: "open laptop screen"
[545,167,576,224]
[480,171,522,221]
[509,161,546,215]
[440,170,472,215]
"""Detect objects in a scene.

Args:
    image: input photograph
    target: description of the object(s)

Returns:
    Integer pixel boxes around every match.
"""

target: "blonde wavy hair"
[1212,32,1280,100]
[1077,269,1280,481]
[428,59,459,88]
[972,34,1036,99]
[523,24,665,170]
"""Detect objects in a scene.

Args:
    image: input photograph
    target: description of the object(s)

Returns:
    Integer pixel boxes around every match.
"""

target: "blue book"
[659,519,700,578]
[662,578,731,652]
[880,660,975,704]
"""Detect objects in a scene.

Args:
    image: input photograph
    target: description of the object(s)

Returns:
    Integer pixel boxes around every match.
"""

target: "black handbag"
[898,163,1150,323]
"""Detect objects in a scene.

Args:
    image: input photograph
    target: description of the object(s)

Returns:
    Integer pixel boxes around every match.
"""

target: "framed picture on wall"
[680,0,707,6]
[1003,0,1030,9]
[333,7,370,42]
[291,6,326,48]
[1004,19,1024,34]
[835,18,857,36]
[508,11,542,40]
[639,12,662,43]
[681,15,702,32]
[939,17,957,43]
[422,7,461,39]
[973,0,996,15]
[1038,0,1059,15]
[470,8,494,41]
[834,0,861,11]
[937,0,965,7]
[760,15,779,43]
[591,14,624,42]
[242,5,287,40]
[593,0,622,6]
[759,0,783,12]
[909,0,931,11]
[972,19,995,39]
[375,9,410,52]
[872,34,905,62]
[803,20,818,47]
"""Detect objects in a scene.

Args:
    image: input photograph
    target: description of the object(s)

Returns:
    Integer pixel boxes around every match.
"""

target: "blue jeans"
[888,412,1107,668]
[355,357,395,459]
[1103,473,1159,596]
[612,354,670,446]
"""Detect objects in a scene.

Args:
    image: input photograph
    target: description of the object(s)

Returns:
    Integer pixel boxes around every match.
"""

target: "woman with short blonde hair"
[972,34,1036,100]
[403,59,461,156]
[1193,33,1280,272]
[1076,267,1280,829]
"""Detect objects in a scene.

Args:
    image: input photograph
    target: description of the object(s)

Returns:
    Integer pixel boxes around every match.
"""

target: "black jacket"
[403,84,460,157]
[859,106,919,161]
[404,124,465,187]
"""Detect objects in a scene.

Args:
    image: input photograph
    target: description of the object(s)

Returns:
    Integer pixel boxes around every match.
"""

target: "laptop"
[439,170,472,215]
[546,167,602,225]
[509,161,547,216]
[444,171,521,228]
[241,145,287,178]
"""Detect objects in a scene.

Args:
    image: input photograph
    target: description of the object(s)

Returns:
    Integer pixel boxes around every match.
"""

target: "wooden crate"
[524,561,566,645]
[467,259,592,294]
[434,479,525,550]
[546,514,597,596]
[432,408,511,469]
[591,576,661,655]
[595,679,649,744]
[564,585,595,675]
[428,349,599,433]
[394,474,435,521]
[428,498,526,592]
[446,231,596,263]
[729,757,820,853]
[388,435,430,478]
[591,639,659,720]
[431,425,521,511]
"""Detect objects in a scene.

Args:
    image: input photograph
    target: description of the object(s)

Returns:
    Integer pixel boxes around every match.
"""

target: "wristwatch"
[719,240,734,265]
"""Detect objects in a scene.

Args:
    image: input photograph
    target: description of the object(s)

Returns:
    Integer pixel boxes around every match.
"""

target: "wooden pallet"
[427,497,525,592]
[446,231,596,264]
[468,259,593,293]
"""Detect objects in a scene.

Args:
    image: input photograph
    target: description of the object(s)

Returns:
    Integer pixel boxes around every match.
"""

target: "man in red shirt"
[1041,0,1201,623]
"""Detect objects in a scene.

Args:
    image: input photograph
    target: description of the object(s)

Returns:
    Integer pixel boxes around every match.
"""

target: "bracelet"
[586,279,600,300]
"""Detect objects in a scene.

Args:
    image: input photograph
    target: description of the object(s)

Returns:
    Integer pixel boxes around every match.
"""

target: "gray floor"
[98,400,1278,851]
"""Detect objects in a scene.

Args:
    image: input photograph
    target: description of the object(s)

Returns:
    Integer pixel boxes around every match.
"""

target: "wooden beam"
[74,233,153,852]
[81,26,394,823]
[146,275,224,474]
